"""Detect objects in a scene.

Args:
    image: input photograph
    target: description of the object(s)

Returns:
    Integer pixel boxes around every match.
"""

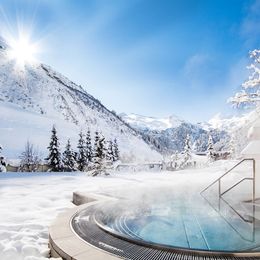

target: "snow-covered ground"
[0,161,237,260]
[0,101,161,163]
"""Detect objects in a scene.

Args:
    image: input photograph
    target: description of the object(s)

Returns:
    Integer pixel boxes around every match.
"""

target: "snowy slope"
[121,113,230,154]
[0,38,161,162]
[121,108,260,156]
[120,113,185,131]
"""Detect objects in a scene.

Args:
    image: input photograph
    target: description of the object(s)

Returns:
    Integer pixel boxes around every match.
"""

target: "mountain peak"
[121,113,185,131]
[0,50,161,162]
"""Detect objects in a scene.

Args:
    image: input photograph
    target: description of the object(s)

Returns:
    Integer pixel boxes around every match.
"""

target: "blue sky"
[0,0,260,122]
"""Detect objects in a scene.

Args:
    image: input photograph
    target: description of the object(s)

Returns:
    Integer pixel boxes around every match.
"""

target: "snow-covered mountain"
[0,38,161,162]
[121,110,259,156]
[121,113,231,155]
[120,113,185,131]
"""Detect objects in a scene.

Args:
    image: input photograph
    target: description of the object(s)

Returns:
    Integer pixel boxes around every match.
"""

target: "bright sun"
[8,34,39,66]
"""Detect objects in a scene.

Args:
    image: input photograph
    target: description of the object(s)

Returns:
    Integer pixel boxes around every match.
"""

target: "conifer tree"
[63,139,77,171]
[99,135,106,160]
[93,131,106,175]
[0,144,6,172]
[93,131,101,172]
[86,129,92,163]
[106,140,114,163]
[94,131,99,147]
[170,151,179,169]
[77,131,87,171]
[46,125,62,172]
[183,134,191,162]
[207,135,215,161]
[113,138,119,161]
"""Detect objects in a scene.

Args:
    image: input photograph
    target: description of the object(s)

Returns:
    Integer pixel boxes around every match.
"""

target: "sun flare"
[8,34,39,67]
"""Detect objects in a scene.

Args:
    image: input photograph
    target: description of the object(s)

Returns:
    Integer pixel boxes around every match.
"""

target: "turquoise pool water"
[99,195,260,252]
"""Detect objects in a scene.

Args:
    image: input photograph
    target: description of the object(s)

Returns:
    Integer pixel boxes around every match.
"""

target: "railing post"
[219,179,221,198]
[253,159,256,203]
[252,159,256,242]
[201,159,256,200]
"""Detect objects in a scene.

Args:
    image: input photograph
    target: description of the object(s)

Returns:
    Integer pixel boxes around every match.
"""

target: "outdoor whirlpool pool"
[71,194,260,258]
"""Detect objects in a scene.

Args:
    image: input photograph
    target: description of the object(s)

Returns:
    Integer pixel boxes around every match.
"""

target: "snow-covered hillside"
[0,38,161,162]
[120,113,185,131]
[121,113,230,154]
[121,110,259,156]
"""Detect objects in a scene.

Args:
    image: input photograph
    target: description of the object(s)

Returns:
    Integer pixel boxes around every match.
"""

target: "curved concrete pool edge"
[49,192,120,260]
[49,192,260,259]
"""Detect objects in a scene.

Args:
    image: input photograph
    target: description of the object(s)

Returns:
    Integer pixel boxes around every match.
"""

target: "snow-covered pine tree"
[77,131,87,171]
[93,131,101,173]
[0,144,6,172]
[63,139,77,171]
[93,131,99,154]
[86,129,92,164]
[170,151,179,169]
[207,135,215,161]
[92,131,106,176]
[106,140,114,164]
[183,134,191,163]
[100,135,106,161]
[228,50,260,109]
[46,125,62,172]
[113,138,119,162]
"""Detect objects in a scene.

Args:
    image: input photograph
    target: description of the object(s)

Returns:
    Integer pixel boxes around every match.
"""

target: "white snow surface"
[0,43,161,163]
[120,113,185,131]
[0,161,238,260]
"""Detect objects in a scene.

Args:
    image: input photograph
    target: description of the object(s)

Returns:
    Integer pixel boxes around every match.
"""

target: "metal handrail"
[201,192,255,242]
[220,196,253,224]
[220,177,253,197]
[200,158,255,198]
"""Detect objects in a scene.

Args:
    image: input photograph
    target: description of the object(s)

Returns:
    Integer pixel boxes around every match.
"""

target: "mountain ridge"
[120,112,236,155]
[0,40,161,162]
[120,113,185,131]
[120,110,258,156]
